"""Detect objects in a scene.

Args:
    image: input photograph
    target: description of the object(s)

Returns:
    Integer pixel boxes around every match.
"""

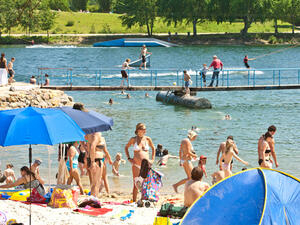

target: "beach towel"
[74,207,112,216]
[153,217,172,225]
[111,209,129,219]
[142,169,163,202]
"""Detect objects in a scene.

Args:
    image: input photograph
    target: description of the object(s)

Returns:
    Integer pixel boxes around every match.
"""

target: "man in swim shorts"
[183,70,192,96]
[121,58,131,87]
[139,45,151,70]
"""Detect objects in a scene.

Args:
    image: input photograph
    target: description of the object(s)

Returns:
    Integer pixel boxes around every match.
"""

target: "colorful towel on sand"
[74,207,112,216]
[142,169,163,202]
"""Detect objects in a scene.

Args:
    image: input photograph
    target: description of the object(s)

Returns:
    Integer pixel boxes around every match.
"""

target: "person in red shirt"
[208,55,223,87]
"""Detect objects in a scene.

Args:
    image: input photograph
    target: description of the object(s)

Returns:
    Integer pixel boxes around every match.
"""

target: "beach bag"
[27,188,46,203]
[159,203,188,219]
[153,217,172,225]
[48,188,77,208]
[139,159,151,178]
[141,169,162,202]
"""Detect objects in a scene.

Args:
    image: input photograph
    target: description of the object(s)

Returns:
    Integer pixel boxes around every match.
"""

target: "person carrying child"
[112,153,126,176]
[198,155,207,178]
[157,149,179,167]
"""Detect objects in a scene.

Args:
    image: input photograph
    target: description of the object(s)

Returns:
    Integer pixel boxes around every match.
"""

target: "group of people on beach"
[0,53,16,86]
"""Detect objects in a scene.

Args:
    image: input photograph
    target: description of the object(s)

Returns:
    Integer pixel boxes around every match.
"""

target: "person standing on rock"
[208,55,223,87]
[8,57,15,84]
[183,70,192,96]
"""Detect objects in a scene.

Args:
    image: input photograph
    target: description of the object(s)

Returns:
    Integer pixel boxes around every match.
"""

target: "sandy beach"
[0,191,183,225]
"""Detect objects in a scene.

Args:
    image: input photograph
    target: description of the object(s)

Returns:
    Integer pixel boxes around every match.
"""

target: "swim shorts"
[121,70,128,78]
[142,55,146,63]
[8,69,14,77]
[185,81,190,88]
[244,62,250,68]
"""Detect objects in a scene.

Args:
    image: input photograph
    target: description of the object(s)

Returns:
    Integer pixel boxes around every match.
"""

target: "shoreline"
[1,33,300,46]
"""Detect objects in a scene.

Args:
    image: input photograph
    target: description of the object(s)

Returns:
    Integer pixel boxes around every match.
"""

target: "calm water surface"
[0,45,299,193]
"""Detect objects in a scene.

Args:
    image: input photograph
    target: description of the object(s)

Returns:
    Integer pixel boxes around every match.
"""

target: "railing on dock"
[37,67,300,88]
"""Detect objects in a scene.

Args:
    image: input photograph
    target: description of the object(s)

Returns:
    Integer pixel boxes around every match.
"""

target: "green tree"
[285,0,300,34]
[40,3,56,41]
[97,0,112,12]
[269,0,286,34]
[0,0,18,35]
[231,0,271,35]
[117,0,157,36]
[70,0,88,11]
[49,0,70,11]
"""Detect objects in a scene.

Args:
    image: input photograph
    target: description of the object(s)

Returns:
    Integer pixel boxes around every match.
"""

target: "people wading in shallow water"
[219,139,248,178]
[216,136,239,171]
[73,102,113,197]
[125,123,155,202]
[258,125,278,168]
[173,130,198,193]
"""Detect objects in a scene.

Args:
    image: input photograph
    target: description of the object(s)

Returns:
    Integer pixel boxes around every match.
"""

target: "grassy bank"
[8,11,297,35]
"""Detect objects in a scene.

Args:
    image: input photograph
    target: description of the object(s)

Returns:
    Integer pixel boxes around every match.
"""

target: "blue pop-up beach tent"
[181,168,300,225]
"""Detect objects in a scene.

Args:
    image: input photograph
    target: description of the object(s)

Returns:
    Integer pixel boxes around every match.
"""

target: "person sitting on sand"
[198,155,207,178]
[30,76,36,85]
[184,167,210,207]
[112,153,126,176]
[30,159,44,185]
[4,164,16,184]
[0,166,45,196]
[216,136,239,171]
[44,74,50,86]
[66,142,84,194]
[219,139,248,178]
[173,130,198,193]
[157,149,179,166]
[211,170,225,185]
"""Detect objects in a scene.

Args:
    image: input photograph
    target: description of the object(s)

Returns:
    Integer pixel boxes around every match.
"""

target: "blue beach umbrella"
[0,106,85,225]
[57,106,113,134]
[181,168,300,225]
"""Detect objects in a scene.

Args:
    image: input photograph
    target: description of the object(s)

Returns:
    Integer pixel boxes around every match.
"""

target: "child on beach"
[44,74,50,86]
[112,153,126,176]
[4,164,16,184]
[157,149,179,166]
[200,64,208,87]
[198,155,207,178]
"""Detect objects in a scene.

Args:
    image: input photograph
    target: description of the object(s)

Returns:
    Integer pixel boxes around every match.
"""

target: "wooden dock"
[42,84,300,92]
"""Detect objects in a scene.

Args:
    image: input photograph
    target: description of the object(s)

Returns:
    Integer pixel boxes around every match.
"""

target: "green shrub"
[101,23,111,33]
[268,35,277,44]
[65,20,75,27]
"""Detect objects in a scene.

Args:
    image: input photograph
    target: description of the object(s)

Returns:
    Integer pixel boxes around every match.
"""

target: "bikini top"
[133,138,150,152]
[263,140,271,153]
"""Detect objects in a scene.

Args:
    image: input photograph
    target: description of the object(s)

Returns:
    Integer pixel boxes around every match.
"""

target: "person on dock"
[219,139,248,178]
[121,58,132,87]
[183,70,192,96]
[8,57,15,84]
[184,167,209,207]
[0,166,45,196]
[4,164,16,184]
[66,142,84,194]
[200,64,208,87]
[243,55,254,69]
[124,123,156,202]
[216,136,239,171]
[139,45,151,70]
[30,159,44,185]
[44,74,50,86]
[198,155,207,178]
[30,75,36,85]
[258,125,278,168]
[112,153,126,176]
[157,149,179,166]
[173,130,198,193]
[208,55,223,87]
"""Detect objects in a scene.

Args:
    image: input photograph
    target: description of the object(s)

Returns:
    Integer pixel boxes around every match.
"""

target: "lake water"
[0,45,299,193]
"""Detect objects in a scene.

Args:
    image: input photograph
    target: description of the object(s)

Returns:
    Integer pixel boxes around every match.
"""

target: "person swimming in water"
[157,149,179,166]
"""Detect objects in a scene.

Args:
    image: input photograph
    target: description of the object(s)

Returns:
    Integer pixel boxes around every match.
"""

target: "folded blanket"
[74,207,113,216]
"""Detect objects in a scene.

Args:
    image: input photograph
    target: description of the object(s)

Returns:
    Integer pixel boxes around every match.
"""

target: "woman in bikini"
[258,132,273,168]
[125,123,155,202]
[0,166,45,196]
[85,132,113,197]
[66,142,84,194]
[172,130,198,193]
[220,139,248,178]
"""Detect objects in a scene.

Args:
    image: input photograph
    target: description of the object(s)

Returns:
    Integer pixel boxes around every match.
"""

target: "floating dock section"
[93,38,178,47]
[156,91,212,109]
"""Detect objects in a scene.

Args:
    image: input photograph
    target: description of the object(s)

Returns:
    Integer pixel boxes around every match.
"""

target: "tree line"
[0,0,299,37]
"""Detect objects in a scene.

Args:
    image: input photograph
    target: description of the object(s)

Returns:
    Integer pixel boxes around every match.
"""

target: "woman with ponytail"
[0,166,45,196]
[0,53,8,86]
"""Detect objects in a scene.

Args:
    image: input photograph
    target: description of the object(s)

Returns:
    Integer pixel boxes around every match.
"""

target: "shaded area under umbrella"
[57,106,113,134]
[0,106,85,224]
